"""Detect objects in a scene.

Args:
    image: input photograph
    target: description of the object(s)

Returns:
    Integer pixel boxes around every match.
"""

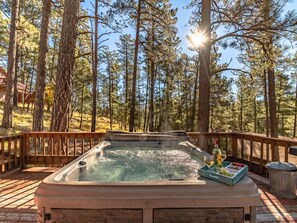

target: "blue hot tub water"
[79,147,204,182]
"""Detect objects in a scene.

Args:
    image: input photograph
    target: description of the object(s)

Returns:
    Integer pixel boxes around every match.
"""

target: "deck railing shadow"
[0,131,297,176]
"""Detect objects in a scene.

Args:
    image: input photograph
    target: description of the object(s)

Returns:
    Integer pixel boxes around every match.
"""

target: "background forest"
[0,0,297,137]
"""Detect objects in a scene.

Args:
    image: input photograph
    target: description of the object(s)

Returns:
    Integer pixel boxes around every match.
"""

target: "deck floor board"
[0,168,296,223]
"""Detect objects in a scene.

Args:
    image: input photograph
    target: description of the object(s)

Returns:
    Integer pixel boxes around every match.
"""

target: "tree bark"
[143,63,149,132]
[91,0,99,132]
[108,58,113,130]
[264,0,278,160]
[50,0,80,132]
[253,96,257,133]
[263,69,270,137]
[33,0,51,131]
[163,63,171,131]
[13,44,19,108]
[124,42,129,130]
[240,95,243,131]
[189,57,199,131]
[293,76,297,138]
[197,0,211,151]
[268,67,279,160]
[27,67,35,112]
[148,59,155,132]
[2,0,19,129]
[79,84,84,129]
[184,60,189,131]
[129,0,141,132]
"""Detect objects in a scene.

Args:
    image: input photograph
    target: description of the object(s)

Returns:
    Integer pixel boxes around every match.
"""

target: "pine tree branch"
[75,52,91,59]
[211,68,252,78]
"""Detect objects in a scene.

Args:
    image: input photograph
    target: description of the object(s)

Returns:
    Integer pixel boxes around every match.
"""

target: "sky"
[82,0,297,77]
[172,0,297,73]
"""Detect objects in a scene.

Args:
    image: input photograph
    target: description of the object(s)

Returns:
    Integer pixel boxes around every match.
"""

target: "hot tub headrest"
[105,130,189,141]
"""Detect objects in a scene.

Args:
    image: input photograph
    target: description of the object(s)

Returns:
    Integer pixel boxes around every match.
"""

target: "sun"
[189,31,207,48]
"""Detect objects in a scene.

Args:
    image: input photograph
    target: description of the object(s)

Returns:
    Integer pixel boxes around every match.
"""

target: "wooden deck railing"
[22,132,106,167]
[0,134,23,174]
[1,131,297,176]
[188,132,297,175]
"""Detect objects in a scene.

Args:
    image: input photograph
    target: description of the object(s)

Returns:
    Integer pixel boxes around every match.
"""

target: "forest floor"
[0,104,120,135]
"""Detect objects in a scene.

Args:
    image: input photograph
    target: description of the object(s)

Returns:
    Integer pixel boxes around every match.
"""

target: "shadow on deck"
[0,168,57,223]
[0,168,296,223]
[248,172,297,222]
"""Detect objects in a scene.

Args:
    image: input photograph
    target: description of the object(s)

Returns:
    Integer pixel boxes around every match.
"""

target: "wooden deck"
[0,168,57,223]
[0,168,296,223]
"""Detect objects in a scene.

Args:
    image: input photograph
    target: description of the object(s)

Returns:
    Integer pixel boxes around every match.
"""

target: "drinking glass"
[204,156,214,169]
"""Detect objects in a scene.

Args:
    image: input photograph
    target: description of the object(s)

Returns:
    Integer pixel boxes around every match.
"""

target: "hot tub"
[34,132,260,223]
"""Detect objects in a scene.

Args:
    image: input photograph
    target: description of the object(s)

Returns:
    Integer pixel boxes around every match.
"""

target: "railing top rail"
[23,132,106,135]
[187,132,297,145]
[187,132,234,136]
[0,134,22,139]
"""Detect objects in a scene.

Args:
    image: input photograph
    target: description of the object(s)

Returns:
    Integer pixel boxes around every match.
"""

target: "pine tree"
[50,0,80,131]
[141,0,179,131]
[129,0,142,132]
[116,34,134,130]
[32,0,52,131]
[2,0,19,129]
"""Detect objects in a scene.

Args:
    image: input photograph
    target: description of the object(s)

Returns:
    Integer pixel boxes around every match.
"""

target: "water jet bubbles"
[80,147,203,182]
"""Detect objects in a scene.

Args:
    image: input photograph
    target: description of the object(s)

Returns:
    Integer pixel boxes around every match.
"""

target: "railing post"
[249,138,254,171]
[20,133,27,169]
[1,138,4,173]
[285,143,289,162]
[231,133,237,161]
[260,139,264,175]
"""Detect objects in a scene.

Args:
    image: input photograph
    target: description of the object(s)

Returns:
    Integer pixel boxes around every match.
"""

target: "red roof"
[0,67,7,78]
[0,67,26,91]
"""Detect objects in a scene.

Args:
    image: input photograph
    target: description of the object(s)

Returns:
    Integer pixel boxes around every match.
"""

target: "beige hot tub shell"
[34,132,261,223]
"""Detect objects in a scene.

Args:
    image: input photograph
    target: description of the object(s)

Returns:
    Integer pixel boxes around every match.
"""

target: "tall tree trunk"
[79,84,84,129]
[13,4,21,108]
[129,0,141,132]
[20,51,25,108]
[91,0,98,132]
[33,0,51,131]
[264,0,278,160]
[22,57,28,111]
[148,21,157,132]
[49,22,58,81]
[254,96,257,133]
[27,61,35,112]
[156,71,163,131]
[268,67,279,160]
[197,0,211,151]
[163,63,171,131]
[13,44,19,108]
[240,95,243,131]
[293,75,297,137]
[124,45,129,130]
[50,0,80,132]
[177,80,183,124]
[264,69,270,137]
[148,59,155,132]
[108,60,113,130]
[143,64,149,132]
[189,58,199,131]
[2,0,19,129]
[184,60,189,131]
